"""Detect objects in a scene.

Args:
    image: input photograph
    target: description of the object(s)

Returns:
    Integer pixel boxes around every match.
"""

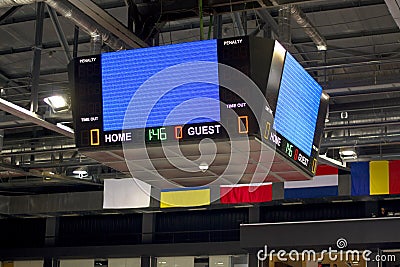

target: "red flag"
[220,183,272,204]
[389,160,400,194]
[315,164,338,176]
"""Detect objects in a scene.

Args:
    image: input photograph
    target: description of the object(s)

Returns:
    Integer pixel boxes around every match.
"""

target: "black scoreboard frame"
[69,36,329,177]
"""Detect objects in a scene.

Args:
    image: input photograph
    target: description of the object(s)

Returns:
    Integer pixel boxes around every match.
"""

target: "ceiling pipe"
[0,0,145,51]
[90,33,102,54]
[290,5,327,51]
[278,4,291,46]
[46,0,128,51]
[0,0,36,6]
[267,0,327,51]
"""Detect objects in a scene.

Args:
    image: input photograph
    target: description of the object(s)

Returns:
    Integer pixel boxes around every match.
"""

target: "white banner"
[284,174,338,189]
[60,260,94,267]
[103,178,151,209]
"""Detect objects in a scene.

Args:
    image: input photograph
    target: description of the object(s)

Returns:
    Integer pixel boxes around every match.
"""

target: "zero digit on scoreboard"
[175,126,183,139]
[264,122,271,139]
[312,158,318,174]
[294,148,299,161]
[238,116,249,134]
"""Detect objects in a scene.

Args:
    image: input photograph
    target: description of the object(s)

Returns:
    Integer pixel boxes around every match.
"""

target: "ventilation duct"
[266,1,327,50]
[278,5,291,46]
[0,0,37,6]
[45,0,127,51]
[0,0,145,51]
[290,5,327,51]
[90,33,102,54]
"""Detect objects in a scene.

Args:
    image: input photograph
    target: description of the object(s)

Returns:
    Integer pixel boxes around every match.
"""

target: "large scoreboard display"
[69,36,328,177]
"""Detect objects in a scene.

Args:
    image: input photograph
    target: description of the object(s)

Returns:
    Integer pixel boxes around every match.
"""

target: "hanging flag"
[389,160,400,194]
[284,165,338,199]
[220,183,272,204]
[370,161,389,195]
[351,162,370,196]
[103,178,151,209]
[160,187,210,208]
[351,160,400,196]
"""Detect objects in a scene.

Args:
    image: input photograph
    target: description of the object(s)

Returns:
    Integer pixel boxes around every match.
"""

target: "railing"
[56,232,142,246]
[153,228,240,244]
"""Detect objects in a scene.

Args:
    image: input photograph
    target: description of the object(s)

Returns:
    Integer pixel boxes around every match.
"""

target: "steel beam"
[255,9,279,36]
[0,5,22,23]
[278,4,291,46]
[126,0,134,32]
[231,12,245,36]
[46,5,72,63]
[0,97,74,138]
[0,0,383,27]
[73,26,80,58]
[213,14,222,39]
[65,0,147,48]
[0,69,19,89]
[242,11,248,35]
[30,1,45,113]
[0,35,90,56]
[293,27,400,44]
[8,68,67,80]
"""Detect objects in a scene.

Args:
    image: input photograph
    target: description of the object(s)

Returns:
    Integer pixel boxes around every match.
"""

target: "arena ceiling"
[0,0,399,195]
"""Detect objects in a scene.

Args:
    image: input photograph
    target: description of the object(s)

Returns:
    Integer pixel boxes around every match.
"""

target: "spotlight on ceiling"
[339,147,357,159]
[199,162,209,172]
[317,44,328,51]
[43,95,70,112]
[73,166,88,178]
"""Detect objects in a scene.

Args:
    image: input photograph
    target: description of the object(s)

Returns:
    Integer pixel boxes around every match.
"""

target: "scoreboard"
[69,36,328,176]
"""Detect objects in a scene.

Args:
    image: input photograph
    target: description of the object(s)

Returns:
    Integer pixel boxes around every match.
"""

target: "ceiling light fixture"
[43,95,70,112]
[199,162,209,172]
[317,44,328,51]
[339,147,357,159]
[73,166,88,178]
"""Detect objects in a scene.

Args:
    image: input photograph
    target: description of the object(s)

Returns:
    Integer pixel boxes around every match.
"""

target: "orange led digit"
[264,122,271,139]
[175,126,183,139]
[312,158,318,174]
[238,116,248,134]
[90,129,100,145]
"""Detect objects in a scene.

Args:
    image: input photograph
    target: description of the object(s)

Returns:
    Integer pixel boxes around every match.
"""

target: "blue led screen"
[273,52,322,156]
[101,40,220,131]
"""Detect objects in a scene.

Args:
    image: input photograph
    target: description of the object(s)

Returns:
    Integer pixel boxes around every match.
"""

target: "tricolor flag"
[351,160,400,196]
[220,183,272,204]
[160,186,210,208]
[284,165,339,199]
